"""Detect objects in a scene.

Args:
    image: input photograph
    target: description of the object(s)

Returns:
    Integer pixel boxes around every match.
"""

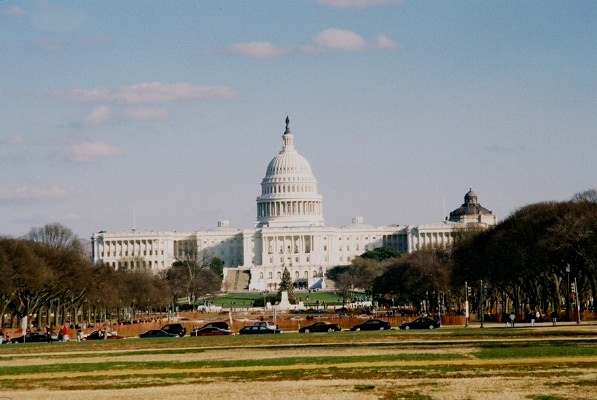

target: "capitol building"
[91,118,496,292]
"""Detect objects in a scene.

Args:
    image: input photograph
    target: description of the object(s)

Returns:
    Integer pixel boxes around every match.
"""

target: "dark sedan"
[190,326,234,336]
[139,329,179,338]
[299,321,341,333]
[160,323,187,337]
[10,332,57,343]
[349,319,391,331]
[399,317,441,330]
[200,321,230,330]
[239,325,282,335]
[85,330,126,340]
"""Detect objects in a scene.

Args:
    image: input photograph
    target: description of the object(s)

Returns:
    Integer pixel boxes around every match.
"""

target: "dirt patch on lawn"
[2,370,597,400]
[1,345,473,367]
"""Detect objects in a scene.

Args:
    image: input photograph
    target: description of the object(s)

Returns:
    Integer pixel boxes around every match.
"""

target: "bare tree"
[572,189,597,203]
[167,236,222,304]
[27,223,84,253]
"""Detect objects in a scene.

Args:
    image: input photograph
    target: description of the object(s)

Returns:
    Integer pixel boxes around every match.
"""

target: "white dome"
[256,117,324,228]
[264,152,314,181]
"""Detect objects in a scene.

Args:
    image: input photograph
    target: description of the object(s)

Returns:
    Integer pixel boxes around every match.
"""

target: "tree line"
[2,189,595,328]
[0,223,222,330]
[329,190,597,321]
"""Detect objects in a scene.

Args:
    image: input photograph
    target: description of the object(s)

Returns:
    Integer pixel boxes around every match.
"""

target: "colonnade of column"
[257,200,322,218]
[264,234,313,255]
[408,231,453,251]
[99,239,163,258]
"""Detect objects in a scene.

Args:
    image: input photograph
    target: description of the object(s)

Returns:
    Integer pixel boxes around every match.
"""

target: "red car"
[190,326,233,336]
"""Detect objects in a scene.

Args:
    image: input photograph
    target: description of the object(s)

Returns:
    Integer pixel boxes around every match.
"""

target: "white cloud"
[318,0,400,7]
[0,185,66,202]
[309,29,367,51]
[124,107,169,120]
[64,142,122,163]
[83,105,112,125]
[56,82,238,104]
[228,41,284,58]
[376,34,397,49]
[2,6,28,16]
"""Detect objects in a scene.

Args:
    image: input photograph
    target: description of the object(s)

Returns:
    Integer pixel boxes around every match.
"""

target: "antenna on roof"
[132,207,136,232]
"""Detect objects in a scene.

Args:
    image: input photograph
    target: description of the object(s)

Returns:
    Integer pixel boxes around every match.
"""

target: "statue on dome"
[285,116,289,130]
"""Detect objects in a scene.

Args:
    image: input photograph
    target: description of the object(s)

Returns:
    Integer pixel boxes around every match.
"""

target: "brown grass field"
[1,322,597,400]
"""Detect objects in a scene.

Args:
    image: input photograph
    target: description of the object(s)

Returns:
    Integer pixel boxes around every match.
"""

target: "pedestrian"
[75,324,83,342]
[530,311,536,327]
[45,324,52,343]
[551,311,558,326]
[509,312,516,328]
[61,325,69,342]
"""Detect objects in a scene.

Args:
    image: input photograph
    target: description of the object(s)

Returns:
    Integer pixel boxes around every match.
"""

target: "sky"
[1,0,595,239]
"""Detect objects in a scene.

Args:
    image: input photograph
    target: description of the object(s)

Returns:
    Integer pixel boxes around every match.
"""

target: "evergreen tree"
[277,267,296,304]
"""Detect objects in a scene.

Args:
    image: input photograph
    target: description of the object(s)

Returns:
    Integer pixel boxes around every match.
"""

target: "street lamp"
[465,281,469,328]
[262,290,268,313]
[566,264,571,321]
[574,277,581,325]
[480,280,484,329]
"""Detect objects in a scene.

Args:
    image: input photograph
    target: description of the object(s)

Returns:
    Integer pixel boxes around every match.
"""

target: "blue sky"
[1,0,595,238]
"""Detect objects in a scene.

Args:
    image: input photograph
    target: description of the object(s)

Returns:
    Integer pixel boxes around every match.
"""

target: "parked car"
[84,330,126,340]
[299,321,342,333]
[399,317,441,330]
[139,329,180,338]
[250,321,278,330]
[239,325,283,335]
[349,319,391,331]
[10,332,57,343]
[160,323,187,337]
[199,321,230,330]
[190,326,234,337]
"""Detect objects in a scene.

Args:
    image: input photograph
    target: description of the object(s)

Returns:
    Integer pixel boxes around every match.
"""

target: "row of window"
[262,183,315,194]
[258,270,322,280]
[268,255,311,264]
[104,260,165,270]
[101,250,164,258]
[101,241,161,250]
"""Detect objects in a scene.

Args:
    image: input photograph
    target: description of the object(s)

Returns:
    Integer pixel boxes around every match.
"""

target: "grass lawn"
[210,290,345,308]
[2,325,597,399]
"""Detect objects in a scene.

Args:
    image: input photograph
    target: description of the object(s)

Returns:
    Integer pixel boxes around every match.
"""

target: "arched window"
[259,272,264,279]
[268,272,273,279]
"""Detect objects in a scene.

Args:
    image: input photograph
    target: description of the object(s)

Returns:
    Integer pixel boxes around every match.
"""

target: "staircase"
[222,268,251,292]
[236,270,250,290]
